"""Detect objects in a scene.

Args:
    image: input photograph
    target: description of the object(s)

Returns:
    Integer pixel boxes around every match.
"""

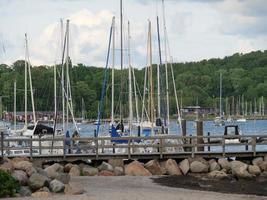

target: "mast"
[119,0,123,121]
[162,0,170,127]
[24,34,28,127]
[132,67,139,123]
[54,63,57,120]
[61,19,65,133]
[14,81,16,132]
[219,72,222,118]
[111,17,115,125]
[66,19,69,131]
[156,16,162,119]
[128,21,133,133]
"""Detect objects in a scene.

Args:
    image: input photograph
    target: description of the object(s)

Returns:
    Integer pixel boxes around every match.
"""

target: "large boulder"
[209,159,221,172]
[13,160,36,176]
[218,158,231,171]
[83,166,99,176]
[98,170,115,176]
[159,161,167,175]
[12,170,28,185]
[259,161,267,171]
[190,161,209,173]
[55,173,70,184]
[49,179,65,193]
[69,165,81,176]
[108,159,124,168]
[252,157,263,166]
[248,165,261,175]
[64,163,74,173]
[144,160,163,175]
[114,167,124,176]
[28,173,50,191]
[64,183,85,195]
[18,186,32,197]
[98,161,114,172]
[31,191,51,198]
[230,161,253,179]
[125,161,152,176]
[44,163,64,179]
[208,170,228,179]
[165,159,182,175]
[179,159,189,175]
[12,157,29,164]
[0,158,14,173]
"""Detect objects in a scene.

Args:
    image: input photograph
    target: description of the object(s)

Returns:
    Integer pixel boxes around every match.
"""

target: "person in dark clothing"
[116,120,124,133]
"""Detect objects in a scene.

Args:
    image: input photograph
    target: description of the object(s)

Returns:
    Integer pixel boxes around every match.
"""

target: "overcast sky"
[0,0,267,68]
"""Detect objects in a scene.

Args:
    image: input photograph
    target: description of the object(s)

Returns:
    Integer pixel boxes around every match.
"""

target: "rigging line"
[96,17,114,136]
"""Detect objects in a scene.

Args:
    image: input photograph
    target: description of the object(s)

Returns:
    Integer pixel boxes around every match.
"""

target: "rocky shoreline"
[1,156,267,197]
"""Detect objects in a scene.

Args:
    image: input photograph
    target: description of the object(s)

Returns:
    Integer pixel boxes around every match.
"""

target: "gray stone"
[144,160,163,175]
[125,161,152,176]
[98,161,114,172]
[18,186,32,197]
[0,158,13,173]
[230,160,253,179]
[179,159,190,175]
[259,161,267,171]
[12,170,28,185]
[165,159,182,175]
[64,183,85,195]
[108,159,124,168]
[252,157,263,166]
[69,165,81,176]
[44,163,64,179]
[248,165,261,175]
[208,170,228,179]
[13,160,36,176]
[114,166,124,176]
[64,163,74,173]
[28,173,50,191]
[31,191,51,198]
[218,158,231,171]
[209,160,221,172]
[82,166,99,176]
[49,179,65,193]
[55,173,70,184]
[190,161,209,173]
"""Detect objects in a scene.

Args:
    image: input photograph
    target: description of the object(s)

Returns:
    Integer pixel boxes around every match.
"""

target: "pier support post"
[196,120,204,152]
[181,119,186,136]
[1,132,3,157]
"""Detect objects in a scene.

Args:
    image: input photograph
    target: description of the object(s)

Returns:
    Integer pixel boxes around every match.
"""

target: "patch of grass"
[0,170,20,198]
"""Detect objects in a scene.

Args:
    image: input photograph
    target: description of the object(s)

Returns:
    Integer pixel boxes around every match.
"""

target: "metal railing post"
[39,135,42,155]
[222,137,225,157]
[1,132,3,157]
[30,136,33,159]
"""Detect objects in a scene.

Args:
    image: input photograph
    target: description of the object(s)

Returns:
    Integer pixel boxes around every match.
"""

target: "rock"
[209,160,221,172]
[248,165,261,175]
[12,157,29,164]
[264,155,267,162]
[252,157,263,166]
[12,170,28,185]
[114,167,124,176]
[36,167,49,177]
[159,161,167,175]
[83,166,99,176]
[108,159,124,168]
[208,170,228,179]
[190,161,209,173]
[230,161,253,179]
[49,179,65,193]
[13,160,36,176]
[259,161,267,171]
[64,163,74,173]
[125,161,152,176]
[179,159,189,175]
[144,160,163,175]
[218,158,231,171]
[98,170,115,176]
[98,161,114,172]
[28,173,50,191]
[55,173,70,184]
[64,183,85,195]
[0,157,14,173]
[165,159,182,175]
[31,191,51,198]
[38,187,50,192]
[18,186,32,197]
[69,165,81,176]
[44,163,64,179]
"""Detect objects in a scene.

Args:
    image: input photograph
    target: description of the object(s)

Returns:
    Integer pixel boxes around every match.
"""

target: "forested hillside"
[0,50,266,119]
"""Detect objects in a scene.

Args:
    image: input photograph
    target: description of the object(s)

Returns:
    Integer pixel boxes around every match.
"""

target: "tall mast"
[219,72,222,118]
[14,81,16,132]
[128,21,133,133]
[111,17,115,125]
[162,0,170,127]
[61,19,65,133]
[66,19,69,131]
[156,16,162,119]
[132,67,139,123]
[24,34,28,127]
[119,0,123,120]
[54,63,57,120]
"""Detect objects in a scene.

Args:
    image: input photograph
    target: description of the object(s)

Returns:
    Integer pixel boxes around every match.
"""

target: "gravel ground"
[5,176,267,200]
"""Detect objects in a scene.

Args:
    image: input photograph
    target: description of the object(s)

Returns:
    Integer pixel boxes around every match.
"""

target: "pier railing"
[1,133,267,160]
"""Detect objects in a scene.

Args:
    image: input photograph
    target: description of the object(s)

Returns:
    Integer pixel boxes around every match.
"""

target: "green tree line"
[0,50,266,119]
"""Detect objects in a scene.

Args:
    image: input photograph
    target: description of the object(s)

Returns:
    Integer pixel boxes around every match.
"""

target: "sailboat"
[214,72,225,126]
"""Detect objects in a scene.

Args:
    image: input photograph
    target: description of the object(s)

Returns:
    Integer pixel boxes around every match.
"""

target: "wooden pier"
[1,133,267,162]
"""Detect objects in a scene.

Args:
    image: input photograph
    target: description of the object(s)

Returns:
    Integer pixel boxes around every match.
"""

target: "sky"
[0,0,267,68]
